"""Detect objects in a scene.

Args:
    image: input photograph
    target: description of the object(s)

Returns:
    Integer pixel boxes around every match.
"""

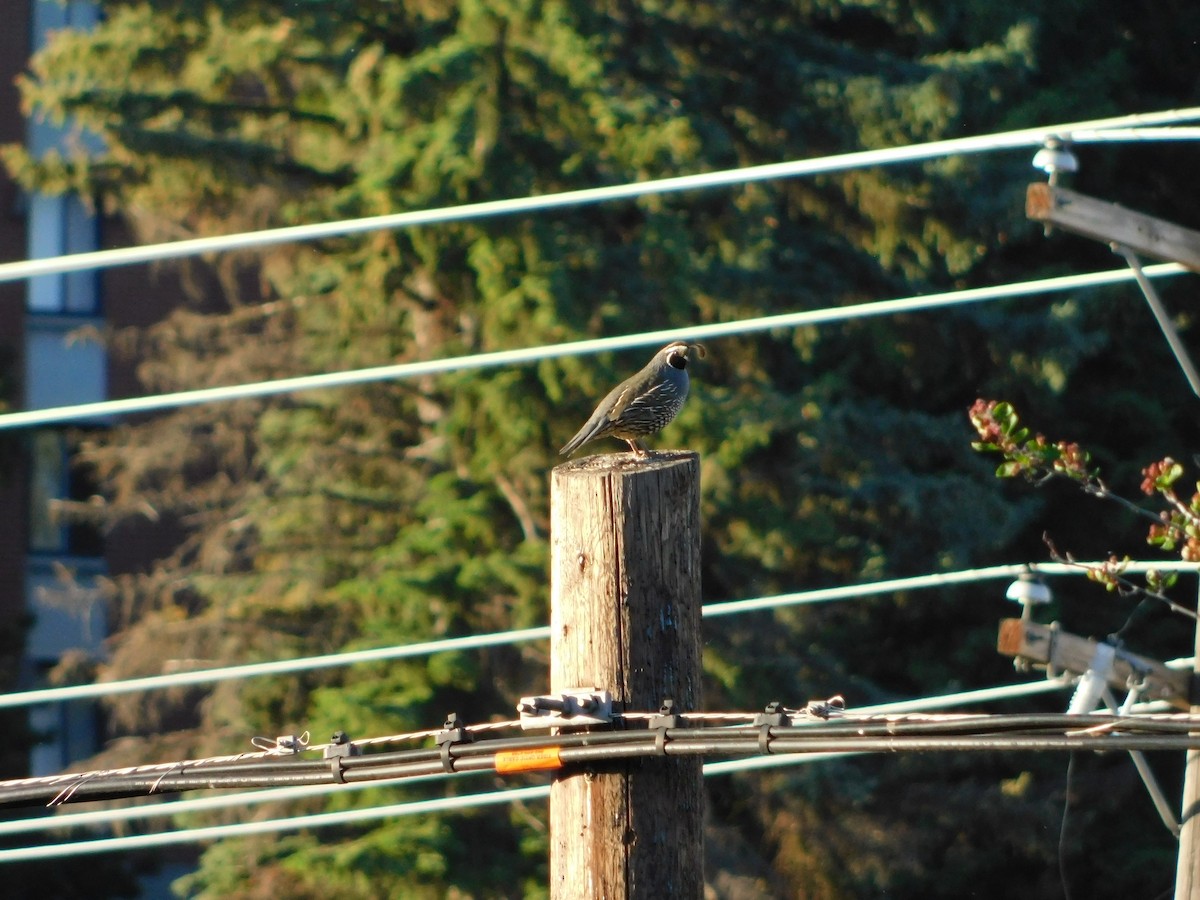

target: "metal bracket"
[754,702,791,755]
[649,698,682,755]
[252,732,310,755]
[323,731,361,758]
[1114,243,1200,399]
[436,713,473,773]
[801,695,846,720]
[753,701,792,728]
[1104,686,1181,837]
[323,730,361,783]
[517,688,614,729]
[648,698,683,730]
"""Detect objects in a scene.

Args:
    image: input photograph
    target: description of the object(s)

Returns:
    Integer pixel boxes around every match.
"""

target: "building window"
[28,429,104,557]
[26,0,103,317]
[28,658,99,776]
[26,193,101,316]
[29,701,99,776]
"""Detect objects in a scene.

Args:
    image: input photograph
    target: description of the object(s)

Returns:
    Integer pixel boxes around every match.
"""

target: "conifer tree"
[7,1,1200,896]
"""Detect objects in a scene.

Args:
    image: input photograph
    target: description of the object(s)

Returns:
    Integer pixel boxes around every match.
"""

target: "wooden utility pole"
[1177,580,1200,900]
[549,451,704,899]
[1025,183,1200,898]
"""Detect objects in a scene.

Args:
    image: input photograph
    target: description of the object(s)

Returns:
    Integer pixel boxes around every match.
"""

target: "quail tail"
[559,416,605,455]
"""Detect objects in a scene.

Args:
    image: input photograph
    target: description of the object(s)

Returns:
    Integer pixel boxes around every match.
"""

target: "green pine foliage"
[7,1,1200,896]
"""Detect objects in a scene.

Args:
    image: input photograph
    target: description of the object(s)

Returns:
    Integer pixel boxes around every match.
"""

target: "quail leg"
[626,439,650,457]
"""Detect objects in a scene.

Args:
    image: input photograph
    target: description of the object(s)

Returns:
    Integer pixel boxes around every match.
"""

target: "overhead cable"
[701,560,1200,618]
[0,678,1072,839]
[11,724,1190,816]
[3,560,1194,709]
[6,712,1197,811]
[0,628,550,709]
[0,784,552,863]
[4,705,1197,860]
[0,262,1186,430]
[2,107,1198,286]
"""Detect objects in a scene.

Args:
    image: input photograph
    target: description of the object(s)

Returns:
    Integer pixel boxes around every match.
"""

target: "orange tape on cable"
[495,746,563,774]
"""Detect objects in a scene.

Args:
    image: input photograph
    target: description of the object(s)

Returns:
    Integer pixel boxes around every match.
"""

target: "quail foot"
[560,341,706,457]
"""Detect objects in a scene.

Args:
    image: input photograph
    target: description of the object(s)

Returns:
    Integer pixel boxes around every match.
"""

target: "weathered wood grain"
[550,451,704,899]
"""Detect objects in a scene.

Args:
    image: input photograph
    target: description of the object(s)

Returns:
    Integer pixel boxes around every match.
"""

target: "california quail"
[560,341,706,457]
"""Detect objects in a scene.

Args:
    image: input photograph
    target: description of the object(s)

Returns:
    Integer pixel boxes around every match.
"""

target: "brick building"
[1,1,171,777]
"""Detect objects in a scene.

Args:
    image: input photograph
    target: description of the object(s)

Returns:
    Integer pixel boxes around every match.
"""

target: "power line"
[0,771,465,838]
[3,560,1194,709]
[0,678,1075,839]
[701,560,1200,618]
[0,262,1186,430]
[703,679,1075,775]
[1065,127,1200,142]
[5,702,1199,860]
[0,627,551,710]
[13,709,1200,810]
[29,716,1192,812]
[1,107,1197,287]
[0,784,553,863]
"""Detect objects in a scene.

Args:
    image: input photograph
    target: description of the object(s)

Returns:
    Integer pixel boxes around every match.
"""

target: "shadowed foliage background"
[5,1,1200,896]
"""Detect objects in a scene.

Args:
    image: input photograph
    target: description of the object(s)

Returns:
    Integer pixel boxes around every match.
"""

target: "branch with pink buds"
[969,399,1197,620]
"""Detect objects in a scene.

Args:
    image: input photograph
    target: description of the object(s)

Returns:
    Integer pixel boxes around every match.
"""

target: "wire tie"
[329,756,346,783]
[437,713,472,774]
[802,695,846,720]
[753,702,792,727]
[48,775,91,808]
[150,762,186,794]
[753,702,791,754]
[649,699,682,756]
[324,731,360,784]
[252,732,310,755]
